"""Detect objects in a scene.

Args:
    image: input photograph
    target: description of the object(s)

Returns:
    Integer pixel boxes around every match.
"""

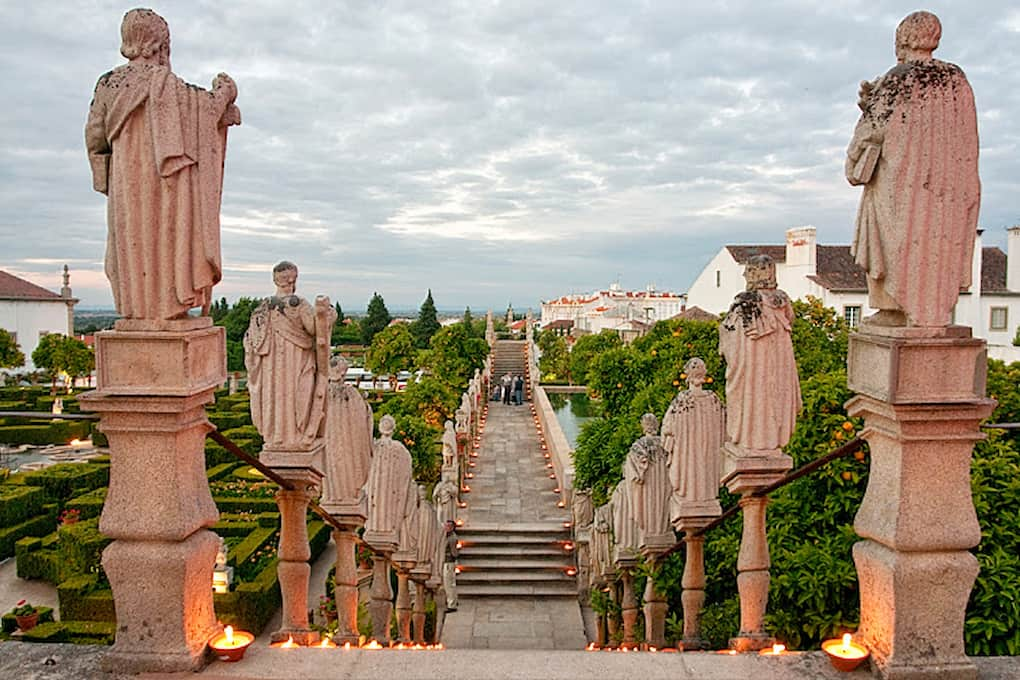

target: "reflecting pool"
[547,392,600,449]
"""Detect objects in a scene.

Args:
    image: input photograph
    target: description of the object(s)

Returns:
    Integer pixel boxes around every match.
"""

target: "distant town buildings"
[540,282,686,341]
[0,266,78,370]
[686,226,1020,362]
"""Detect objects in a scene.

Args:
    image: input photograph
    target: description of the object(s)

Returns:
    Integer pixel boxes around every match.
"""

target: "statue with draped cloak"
[624,414,674,553]
[85,8,240,320]
[321,354,374,519]
[363,415,415,552]
[846,10,980,328]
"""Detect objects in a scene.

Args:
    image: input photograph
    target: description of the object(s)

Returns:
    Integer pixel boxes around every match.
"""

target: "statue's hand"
[857,79,874,111]
[213,72,238,101]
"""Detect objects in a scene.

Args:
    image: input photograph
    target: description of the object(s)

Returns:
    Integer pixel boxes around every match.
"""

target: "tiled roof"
[543,319,574,330]
[673,306,718,322]
[0,270,64,301]
[725,245,787,264]
[808,246,867,292]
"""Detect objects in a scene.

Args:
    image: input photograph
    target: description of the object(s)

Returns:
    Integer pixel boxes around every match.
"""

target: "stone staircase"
[492,339,530,400]
[456,523,576,597]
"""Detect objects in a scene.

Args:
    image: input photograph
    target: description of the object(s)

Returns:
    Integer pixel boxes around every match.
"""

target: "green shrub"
[206,462,239,482]
[208,411,250,431]
[0,511,57,558]
[21,462,109,502]
[0,420,92,446]
[20,620,115,645]
[1,606,54,634]
[57,575,115,622]
[0,484,46,526]
[65,487,107,521]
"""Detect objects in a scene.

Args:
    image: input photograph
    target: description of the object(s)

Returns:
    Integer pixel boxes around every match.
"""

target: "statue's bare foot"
[862,310,907,327]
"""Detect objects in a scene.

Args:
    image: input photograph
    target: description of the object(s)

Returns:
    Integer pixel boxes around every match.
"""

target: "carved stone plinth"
[642,575,667,649]
[730,495,774,652]
[619,569,638,648]
[271,469,322,645]
[848,327,993,680]
[80,324,225,673]
[413,581,427,645]
[332,528,360,644]
[369,554,393,644]
[395,569,413,644]
[721,442,792,495]
[101,532,219,673]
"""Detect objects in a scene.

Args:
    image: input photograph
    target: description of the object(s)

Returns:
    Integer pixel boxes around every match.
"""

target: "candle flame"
[281,635,297,648]
[842,633,852,652]
[224,625,234,644]
[586,642,598,651]
[343,641,351,650]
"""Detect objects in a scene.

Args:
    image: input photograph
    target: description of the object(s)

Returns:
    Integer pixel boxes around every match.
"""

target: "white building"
[0,267,77,371]
[540,283,685,340]
[687,226,1020,362]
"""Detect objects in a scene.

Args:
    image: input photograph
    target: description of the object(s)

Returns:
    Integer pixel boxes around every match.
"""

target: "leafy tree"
[537,331,569,382]
[31,334,94,392]
[366,324,414,390]
[330,301,352,346]
[791,296,849,380]
[419,324,488,388]
[411,289,440,349]
[212,297,261,371]
[568,330,622,385]
[0,328,25,369]
[461,307,476,335]
[362,293,392,345]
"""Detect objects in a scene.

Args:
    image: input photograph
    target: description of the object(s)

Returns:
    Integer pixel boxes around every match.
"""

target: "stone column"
[413,581,427,645]
[619,569,638,648]
[642,567,667,649]
[273,474,321,645]
[847,327,993,679]
[331,528,360,645]
[80,319,225,674]
[731,495,773,651]
[395,570,413,644]
[680,532,708,650]
[607,584,620,645]
[369,554,393,645]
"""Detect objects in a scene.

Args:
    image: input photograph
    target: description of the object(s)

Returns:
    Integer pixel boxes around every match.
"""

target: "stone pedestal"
[271,468,323,646]
[80,321,225,673]
[413,581,427,645]
[607,585,620,644]
[680,531,708,650]
[730,495,775,652]
[847,326,992,680]
[331,528,361,644]
[619,569,638,648]
[395,569,413,644]
[369,554,393,645]
[642,576,667,649]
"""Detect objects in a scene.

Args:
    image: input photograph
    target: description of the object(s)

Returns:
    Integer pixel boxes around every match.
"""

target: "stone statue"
[846,11,979,328]
[454,406,468,435]
[441,420,457,471]
[363,415,415,551]
[662,358,724,523]
[321,355,374,518]
[396,485,422,560]
[592,503,615,583]
[611,480,640,566]
[572,488,594,534]
[85,8,240,320]
[244,262,335,451]
[214,536,228,570]
[719,255,801,453]
[624,414,673,553]
[432,466,458,525]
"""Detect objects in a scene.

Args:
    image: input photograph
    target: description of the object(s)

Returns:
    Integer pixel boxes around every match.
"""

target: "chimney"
[785,226,816,269]
[1008,226,1020,292]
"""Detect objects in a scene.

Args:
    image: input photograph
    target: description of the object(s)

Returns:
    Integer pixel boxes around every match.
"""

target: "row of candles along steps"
[582,635,866,671]
[209,625,446,662]
[453,401,578,578]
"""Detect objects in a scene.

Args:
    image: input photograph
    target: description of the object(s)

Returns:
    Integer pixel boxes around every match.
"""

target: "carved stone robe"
[592,504,615,585]
[611,482,639,566]
[848,58,979,327]
[624,433,673,550]
[322,380,373,515]
[245,296,322,450]
[719,289,801,452]
[363,435,414,551]
[662,388,725,520]
[85,63,238,319]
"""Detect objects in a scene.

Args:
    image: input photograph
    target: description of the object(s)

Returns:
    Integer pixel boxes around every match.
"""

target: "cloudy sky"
[1,1,1017,313]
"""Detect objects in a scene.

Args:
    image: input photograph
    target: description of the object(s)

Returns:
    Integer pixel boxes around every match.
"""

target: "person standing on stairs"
[513,374,524,405]
[502,373,512,404]
[444,520,460,611]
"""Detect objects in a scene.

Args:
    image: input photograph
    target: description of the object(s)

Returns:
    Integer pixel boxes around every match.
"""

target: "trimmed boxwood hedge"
[21,463,110,502]
[1,606,55,634]
[0,420,92,446]
[0,511,56,558]
[19,619,116,645]
[57,575,116,623]
[0,484,46,526]
[65,487,106,521]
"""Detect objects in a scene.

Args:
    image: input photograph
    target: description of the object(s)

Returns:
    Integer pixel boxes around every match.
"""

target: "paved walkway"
[443,399,585,650]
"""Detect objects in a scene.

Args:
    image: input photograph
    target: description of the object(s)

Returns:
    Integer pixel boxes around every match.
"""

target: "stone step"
[457,571,574,585]
[458,545,568,558]
[458,582,578,597]
[458,558,574,571]
[458,533,571,547]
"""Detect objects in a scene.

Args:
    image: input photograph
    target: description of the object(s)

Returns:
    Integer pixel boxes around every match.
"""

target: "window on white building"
[715,270,721,288]
[990,307,1008,331]
[843,305,862,328]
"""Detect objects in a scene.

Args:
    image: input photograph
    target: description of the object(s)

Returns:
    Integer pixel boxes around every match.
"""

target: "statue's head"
[743,254,776,291]
[895,11,940,62]
[640,412,659,436]
[684,357,707,388]
[272,261,298,293]
[328,354,349,381]
[120,8,169,65]
[418,484,427,501]
[379,414,396,438]
[444,419,454,432]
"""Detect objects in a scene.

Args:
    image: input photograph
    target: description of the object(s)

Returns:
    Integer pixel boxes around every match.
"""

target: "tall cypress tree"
[412,289,441,349]
[362,292,392,345]
[462,306,474,334]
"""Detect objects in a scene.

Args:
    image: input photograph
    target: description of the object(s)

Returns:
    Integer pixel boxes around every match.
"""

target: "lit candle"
[759,643,786,656]
[209,625,254,662]
[822,633,869,672]
[271,635,298,649]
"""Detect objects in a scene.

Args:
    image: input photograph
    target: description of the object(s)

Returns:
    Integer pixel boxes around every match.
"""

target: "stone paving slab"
[3,642,1019,679]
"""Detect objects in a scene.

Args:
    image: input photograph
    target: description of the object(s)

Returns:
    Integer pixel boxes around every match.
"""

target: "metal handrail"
[659,436,866,559]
